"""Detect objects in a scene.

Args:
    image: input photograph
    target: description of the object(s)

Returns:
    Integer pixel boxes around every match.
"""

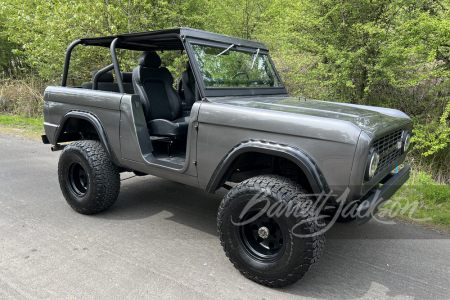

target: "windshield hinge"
[215,44,235,58]
[251,48,260,69]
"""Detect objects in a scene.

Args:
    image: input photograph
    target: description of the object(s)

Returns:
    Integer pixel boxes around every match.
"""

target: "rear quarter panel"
[44,86,122,159]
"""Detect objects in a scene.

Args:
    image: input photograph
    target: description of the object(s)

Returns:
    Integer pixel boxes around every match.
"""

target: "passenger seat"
[132,51,189,137]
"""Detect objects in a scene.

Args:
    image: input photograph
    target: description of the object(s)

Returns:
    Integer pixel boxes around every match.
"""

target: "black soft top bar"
[61,27,271,93]
[77,27,268,51]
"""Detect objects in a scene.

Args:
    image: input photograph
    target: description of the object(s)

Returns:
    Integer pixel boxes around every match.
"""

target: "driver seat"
[132,51,189,137]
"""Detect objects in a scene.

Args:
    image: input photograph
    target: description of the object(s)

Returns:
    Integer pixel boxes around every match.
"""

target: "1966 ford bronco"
[42,28,412,287]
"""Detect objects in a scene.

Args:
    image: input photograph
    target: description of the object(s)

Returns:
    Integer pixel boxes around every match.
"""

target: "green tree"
[1,0,206,84]
[0,14,22,74]
[204,0,270,39]
[264,0,450,105]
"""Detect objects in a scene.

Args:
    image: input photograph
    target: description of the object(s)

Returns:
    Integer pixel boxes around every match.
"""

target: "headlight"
[403,132,411,153]
[365,149,379,180]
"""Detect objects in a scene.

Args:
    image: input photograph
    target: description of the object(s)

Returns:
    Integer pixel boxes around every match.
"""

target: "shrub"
[0,76,44,118]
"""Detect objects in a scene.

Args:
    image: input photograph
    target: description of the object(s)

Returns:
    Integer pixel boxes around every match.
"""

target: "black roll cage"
[60,28,288,97]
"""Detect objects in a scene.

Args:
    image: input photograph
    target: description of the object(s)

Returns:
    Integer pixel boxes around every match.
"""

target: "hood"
[207,96,412,139]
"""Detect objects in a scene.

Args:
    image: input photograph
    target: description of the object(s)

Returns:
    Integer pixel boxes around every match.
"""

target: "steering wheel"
[232,72,250,80]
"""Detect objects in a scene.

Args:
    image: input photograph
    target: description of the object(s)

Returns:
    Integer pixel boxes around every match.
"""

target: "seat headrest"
[121,72,133,83]
[92,71,114,83]
[186,61,191,71]
[139,51,161,68]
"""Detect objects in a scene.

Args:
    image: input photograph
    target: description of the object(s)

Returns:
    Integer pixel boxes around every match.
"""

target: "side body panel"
[44,86,122,160]
[43,87,200,188]
[196,102,360,197]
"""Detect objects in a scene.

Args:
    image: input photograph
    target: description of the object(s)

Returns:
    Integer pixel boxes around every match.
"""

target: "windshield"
[191,44,283,88]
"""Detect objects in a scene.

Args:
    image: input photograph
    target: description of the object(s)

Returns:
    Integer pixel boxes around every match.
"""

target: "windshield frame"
[184,38,288,97]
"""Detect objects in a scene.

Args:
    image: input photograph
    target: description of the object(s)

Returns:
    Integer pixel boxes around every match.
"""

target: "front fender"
[206,139,330,196]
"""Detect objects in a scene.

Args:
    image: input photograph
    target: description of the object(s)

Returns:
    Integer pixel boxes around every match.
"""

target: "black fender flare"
[206,140,330,196]
[54,110,121,167]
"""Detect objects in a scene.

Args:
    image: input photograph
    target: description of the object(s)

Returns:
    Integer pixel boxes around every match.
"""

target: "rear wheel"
[217,175,325,287]
[58,140,120,214]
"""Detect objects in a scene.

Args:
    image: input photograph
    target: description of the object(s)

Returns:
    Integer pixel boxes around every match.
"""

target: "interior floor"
[150,136,187,167]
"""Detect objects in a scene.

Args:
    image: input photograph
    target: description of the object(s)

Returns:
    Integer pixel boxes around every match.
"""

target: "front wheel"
[217,175,325,287]
[58,140,120,214]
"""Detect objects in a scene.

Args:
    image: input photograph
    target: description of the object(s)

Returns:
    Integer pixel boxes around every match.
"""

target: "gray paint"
[46,86,123,110]
[196,96,412,199]
[44,87,122,161]
[43,86,413,203]
[194,98,364,188]
[206,96,412,140]
[43,30,413,204]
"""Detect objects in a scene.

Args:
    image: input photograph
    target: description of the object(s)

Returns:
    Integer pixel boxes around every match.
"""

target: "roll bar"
[110,38,124,93]
[61,39,82,86]
[92,64,114,90]
[61,34,186,93]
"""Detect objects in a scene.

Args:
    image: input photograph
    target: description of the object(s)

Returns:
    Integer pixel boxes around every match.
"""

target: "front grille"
[371,129,403,176]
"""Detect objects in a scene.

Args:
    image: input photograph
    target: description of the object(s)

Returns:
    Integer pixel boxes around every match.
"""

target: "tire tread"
[217,175,325,288]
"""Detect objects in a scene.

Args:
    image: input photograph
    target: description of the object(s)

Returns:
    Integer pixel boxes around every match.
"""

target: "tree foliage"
[0,0,449,161]
[1,0,206,83]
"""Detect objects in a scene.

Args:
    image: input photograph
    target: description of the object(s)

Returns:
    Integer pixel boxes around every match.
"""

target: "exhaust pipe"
[51,144,66,152]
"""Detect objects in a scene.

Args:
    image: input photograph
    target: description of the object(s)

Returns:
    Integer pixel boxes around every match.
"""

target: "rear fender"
[52,111,121,167]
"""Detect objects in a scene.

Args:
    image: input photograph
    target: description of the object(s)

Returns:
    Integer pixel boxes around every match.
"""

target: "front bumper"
[356,164,411,225]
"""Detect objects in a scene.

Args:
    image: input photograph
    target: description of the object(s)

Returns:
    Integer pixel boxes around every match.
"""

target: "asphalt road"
[0,133,449,300]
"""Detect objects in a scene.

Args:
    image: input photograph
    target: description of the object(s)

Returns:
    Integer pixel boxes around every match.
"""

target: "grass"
[0,114,44,139]
[380,170,450,231]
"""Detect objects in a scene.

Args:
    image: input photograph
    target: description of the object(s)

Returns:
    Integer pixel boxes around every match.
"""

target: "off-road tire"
[217,175,325,288]
[58,140,120,214]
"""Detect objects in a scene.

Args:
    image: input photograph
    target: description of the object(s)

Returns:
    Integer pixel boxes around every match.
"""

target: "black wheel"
[217,175,325,288]
[58,140,120,214]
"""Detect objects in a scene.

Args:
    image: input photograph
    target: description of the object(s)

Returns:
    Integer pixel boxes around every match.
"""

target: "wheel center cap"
[258,226,269,239]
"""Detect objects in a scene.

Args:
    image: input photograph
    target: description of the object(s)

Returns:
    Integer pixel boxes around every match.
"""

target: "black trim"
[62,29,274,98]
[61,39,82,86]
[206,139,329,196]
[362,152,407,195]
[110,38,124,94]
[203,88,288,97]
[183,39,205,99]
[93,64,114,90]
[185,38,269,54]
[54,111,122,167]
[361,125,413,195]
[356,164,411,225]
[41,135,50,144]
[76,28,267,51]
[184,38,288,97]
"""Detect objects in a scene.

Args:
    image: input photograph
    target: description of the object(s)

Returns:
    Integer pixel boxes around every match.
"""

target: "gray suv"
[42,28,412,287]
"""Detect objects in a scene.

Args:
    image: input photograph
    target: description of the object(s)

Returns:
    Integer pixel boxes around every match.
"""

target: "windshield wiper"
[250,48,260,69]
[215,44,235,58]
